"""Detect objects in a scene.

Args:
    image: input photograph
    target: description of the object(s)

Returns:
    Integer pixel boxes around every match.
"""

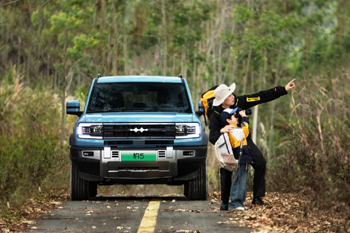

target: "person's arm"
[233,79,296,109]
[240,110,250,138]
[241,119,250,138]
[209,111,223,145]
[234,86,287,109]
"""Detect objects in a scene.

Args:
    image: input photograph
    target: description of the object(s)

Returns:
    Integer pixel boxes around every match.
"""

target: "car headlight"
[77,123,103,139]
[175,123,200,138]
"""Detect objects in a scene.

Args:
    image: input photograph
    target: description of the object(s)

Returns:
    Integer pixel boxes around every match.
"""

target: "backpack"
[199,85,218,125]
[214,133,238,172]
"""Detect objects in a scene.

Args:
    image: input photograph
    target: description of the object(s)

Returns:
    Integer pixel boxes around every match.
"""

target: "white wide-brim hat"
[213,83,236,106]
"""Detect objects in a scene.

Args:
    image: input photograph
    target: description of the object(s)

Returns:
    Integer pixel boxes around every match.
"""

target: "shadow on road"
[90,194,189,201]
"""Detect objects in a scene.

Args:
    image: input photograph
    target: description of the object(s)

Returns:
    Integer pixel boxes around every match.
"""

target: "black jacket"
[209,86,287,145]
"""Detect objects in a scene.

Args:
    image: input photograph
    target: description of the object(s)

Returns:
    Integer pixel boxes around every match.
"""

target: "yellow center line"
[137,200,161,233]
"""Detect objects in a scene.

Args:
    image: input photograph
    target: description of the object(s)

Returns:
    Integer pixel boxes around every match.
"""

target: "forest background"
[1,0,350,227]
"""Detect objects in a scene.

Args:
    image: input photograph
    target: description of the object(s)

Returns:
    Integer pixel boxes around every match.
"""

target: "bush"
[0,68,69,212]
[0,135,68,207]
[268,75,350,212]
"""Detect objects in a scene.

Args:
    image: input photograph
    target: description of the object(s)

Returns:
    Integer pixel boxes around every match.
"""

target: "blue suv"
[66,75,208,200]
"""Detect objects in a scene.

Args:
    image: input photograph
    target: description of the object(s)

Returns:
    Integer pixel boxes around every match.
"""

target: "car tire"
[184,162,207,200]
[70,163,97,200]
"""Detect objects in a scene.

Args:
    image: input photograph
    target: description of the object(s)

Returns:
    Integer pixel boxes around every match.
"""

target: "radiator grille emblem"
[130,127,148,133]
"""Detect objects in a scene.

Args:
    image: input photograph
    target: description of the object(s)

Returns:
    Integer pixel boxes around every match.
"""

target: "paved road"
[23,195,252,233]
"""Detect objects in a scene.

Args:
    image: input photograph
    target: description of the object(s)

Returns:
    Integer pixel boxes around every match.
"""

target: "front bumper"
[70,145,207,184]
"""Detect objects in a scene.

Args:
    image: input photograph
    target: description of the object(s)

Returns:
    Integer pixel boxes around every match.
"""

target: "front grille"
[111,151,119,158]
[158,151,166,157]
[102,123,175,139]
[104,140,174,145]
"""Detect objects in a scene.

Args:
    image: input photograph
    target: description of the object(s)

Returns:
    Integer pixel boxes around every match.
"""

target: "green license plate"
[121,151,157,161]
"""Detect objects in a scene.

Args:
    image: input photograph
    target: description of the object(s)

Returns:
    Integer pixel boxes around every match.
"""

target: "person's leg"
[220,168,232,210]
[229,164,248,210]
[241,164,248,205]
[229,169,240,208]
[247,137,267,205]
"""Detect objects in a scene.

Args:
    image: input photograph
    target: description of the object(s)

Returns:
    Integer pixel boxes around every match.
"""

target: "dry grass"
[267,75,350,212]
[0,67,70,218]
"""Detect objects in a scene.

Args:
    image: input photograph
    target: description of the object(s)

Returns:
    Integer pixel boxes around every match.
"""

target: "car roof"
[96,75,183,83]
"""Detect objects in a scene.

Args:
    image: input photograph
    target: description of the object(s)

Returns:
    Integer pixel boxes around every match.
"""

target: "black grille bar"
[104,140,174,145]
[102,123,175,138]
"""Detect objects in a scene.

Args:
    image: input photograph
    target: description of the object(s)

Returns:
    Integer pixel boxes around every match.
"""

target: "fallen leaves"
[1,189,349,233]
[212,191,349,233]
[0,189,69,232]
[174,230,201,233]
[172,209,203,213]
[116,226,131,230]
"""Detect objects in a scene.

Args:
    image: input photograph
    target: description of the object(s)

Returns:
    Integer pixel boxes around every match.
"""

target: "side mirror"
[195,111,204,117]
[66,100,82,117]
[196,100,208,126]
[196,100,204,117]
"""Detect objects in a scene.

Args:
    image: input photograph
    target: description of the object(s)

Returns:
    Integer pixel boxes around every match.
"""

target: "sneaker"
[243,205,249,210]
[252,197,269,206]
[232,206,245,211]
[220,202,228,211]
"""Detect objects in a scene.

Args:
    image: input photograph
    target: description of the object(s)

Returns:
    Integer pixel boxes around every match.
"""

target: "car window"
[86,82,192,113]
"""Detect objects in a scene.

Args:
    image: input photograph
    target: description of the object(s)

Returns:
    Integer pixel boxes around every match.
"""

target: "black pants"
[220,137,266,203]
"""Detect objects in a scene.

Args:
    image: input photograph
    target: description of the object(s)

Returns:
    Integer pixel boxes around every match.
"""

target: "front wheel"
[70,163,97,200]
[184,162,207,200]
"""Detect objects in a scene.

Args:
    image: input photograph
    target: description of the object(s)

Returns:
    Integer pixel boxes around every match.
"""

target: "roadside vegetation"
[1,0,350,232]
[0,68,70,229]
[268,75,350,212]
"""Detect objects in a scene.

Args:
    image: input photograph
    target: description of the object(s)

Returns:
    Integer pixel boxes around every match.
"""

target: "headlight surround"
[175,123,200,138]
[77,123,103,139]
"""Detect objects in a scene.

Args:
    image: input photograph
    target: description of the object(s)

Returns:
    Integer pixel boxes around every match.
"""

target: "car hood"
[78,112,197,123]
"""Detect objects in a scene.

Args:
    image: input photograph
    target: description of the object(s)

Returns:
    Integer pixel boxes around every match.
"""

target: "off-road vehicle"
[66,75,208,200]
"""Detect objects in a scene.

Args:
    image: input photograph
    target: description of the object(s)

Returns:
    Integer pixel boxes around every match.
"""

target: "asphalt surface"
[23,195,252,233]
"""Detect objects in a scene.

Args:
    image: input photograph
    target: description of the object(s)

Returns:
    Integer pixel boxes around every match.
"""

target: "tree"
[31,1,101,147]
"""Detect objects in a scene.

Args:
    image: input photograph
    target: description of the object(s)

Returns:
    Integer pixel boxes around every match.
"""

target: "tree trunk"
[94,0,101,28]
[161,0,168,76]
[181,47,187,77]
[123,24,127,74]
[101,0,107,23]
[60,30,68,149]
[107,33,112,74]
[172,53,176,75]
[112,0,118,75]
[243,45,252,94]
[268,47,282,156]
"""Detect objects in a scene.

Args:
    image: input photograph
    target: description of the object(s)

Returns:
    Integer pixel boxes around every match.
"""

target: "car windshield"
[86,82,192,113]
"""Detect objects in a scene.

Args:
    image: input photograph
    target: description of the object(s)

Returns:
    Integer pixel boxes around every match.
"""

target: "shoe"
[243,205,249,210]
[252,197,269,206]
[231,206,245,211]
[220,202,228,210]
